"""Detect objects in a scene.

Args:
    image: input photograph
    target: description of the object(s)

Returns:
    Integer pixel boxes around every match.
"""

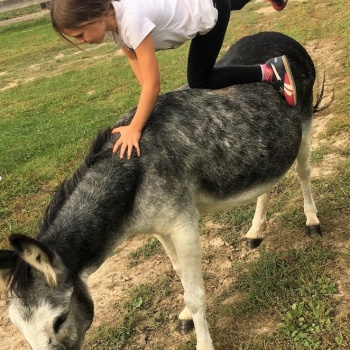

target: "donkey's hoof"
[306,225,322,238]
[246,238,263,249]
[178,319,194,335]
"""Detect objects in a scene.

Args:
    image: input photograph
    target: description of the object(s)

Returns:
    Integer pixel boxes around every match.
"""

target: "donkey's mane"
[38,127,113,235]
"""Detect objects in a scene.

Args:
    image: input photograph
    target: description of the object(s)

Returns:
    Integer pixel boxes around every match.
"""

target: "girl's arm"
[122,47,143,85]
[112,34,160,159]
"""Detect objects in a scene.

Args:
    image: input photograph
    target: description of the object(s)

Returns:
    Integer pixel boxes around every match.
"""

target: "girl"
[50,0,296,159]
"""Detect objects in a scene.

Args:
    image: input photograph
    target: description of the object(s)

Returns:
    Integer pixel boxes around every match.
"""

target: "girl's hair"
[50,0,113,44]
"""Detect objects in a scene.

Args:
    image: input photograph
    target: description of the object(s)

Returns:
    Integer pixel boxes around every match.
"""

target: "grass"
[0,4,45,22]
[86,277,174,350]
[0,0,350,349]
[209,245,337,350]
[128,237,162,267]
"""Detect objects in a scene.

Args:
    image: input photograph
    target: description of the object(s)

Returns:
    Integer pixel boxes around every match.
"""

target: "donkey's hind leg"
[245,192,269,249]
[154,234,194,335]
[296,126,321,237]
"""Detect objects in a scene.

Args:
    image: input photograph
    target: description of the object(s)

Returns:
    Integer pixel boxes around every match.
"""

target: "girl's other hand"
[111,125,141,159]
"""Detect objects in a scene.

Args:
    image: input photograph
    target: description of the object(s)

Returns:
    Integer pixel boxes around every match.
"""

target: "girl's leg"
[230,0,251,10]
[187,0,261,89]
[230,0,288,11]
[187,0,297,106]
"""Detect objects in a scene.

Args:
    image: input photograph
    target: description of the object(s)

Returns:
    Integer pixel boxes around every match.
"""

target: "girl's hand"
[111,125,141,159]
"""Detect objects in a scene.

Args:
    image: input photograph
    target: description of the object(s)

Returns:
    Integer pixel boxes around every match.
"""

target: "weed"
[280,300,333,349]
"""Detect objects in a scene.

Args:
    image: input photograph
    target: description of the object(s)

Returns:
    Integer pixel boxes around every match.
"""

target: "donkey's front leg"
[154,234,195,334]
[170,223,214,350]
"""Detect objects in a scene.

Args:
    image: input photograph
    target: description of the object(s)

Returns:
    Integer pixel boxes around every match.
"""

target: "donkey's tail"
[313,71,333,113]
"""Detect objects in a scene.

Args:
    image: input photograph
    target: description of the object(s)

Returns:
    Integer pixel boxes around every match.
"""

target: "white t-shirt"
[109,0,218,51]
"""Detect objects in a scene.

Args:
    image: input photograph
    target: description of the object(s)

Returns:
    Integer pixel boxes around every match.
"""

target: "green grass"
[0,4,45,21]
[1,0,350,348]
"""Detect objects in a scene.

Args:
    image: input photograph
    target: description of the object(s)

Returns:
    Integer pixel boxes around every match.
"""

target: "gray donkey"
[0,32,321,350]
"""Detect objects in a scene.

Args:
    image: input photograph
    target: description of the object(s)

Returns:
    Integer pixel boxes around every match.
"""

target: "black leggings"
[187,0,262,89]
[230,0,252,10]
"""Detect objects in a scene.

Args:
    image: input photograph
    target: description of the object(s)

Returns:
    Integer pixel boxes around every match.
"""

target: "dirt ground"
[0,4,346,350]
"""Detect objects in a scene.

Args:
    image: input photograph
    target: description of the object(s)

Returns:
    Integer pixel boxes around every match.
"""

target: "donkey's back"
[130,31,316,217]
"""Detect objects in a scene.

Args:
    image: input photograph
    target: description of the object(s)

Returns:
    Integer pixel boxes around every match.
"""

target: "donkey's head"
[0,234,94,350]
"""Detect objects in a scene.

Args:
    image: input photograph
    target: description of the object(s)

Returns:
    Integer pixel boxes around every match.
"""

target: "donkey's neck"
[38,158,140,274]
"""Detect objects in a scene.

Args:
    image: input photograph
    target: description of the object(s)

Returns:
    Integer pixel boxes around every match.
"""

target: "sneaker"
[268,0,288,11]
[263,55,297,107]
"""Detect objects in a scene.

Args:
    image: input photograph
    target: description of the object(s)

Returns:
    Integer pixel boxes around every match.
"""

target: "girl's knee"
[187,80,205,89]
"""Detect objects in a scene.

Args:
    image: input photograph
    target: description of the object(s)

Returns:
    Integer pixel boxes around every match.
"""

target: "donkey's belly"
[196,180,276,214]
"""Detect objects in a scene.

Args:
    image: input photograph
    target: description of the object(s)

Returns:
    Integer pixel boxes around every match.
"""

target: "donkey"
[0,31,321,350]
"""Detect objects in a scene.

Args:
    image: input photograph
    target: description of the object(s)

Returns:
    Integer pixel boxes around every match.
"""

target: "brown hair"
[50,0,113,45]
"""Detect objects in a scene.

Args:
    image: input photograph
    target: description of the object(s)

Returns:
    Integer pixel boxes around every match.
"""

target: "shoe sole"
[281,55,297,106]
[268,0,288,11]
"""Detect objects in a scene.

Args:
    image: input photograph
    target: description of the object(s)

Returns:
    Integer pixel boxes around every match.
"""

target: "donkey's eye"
[53,313,68,333]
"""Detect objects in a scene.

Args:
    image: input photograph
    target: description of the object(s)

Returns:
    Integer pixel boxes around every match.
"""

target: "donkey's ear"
[0,250,18,293]
[9,234,63,288]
